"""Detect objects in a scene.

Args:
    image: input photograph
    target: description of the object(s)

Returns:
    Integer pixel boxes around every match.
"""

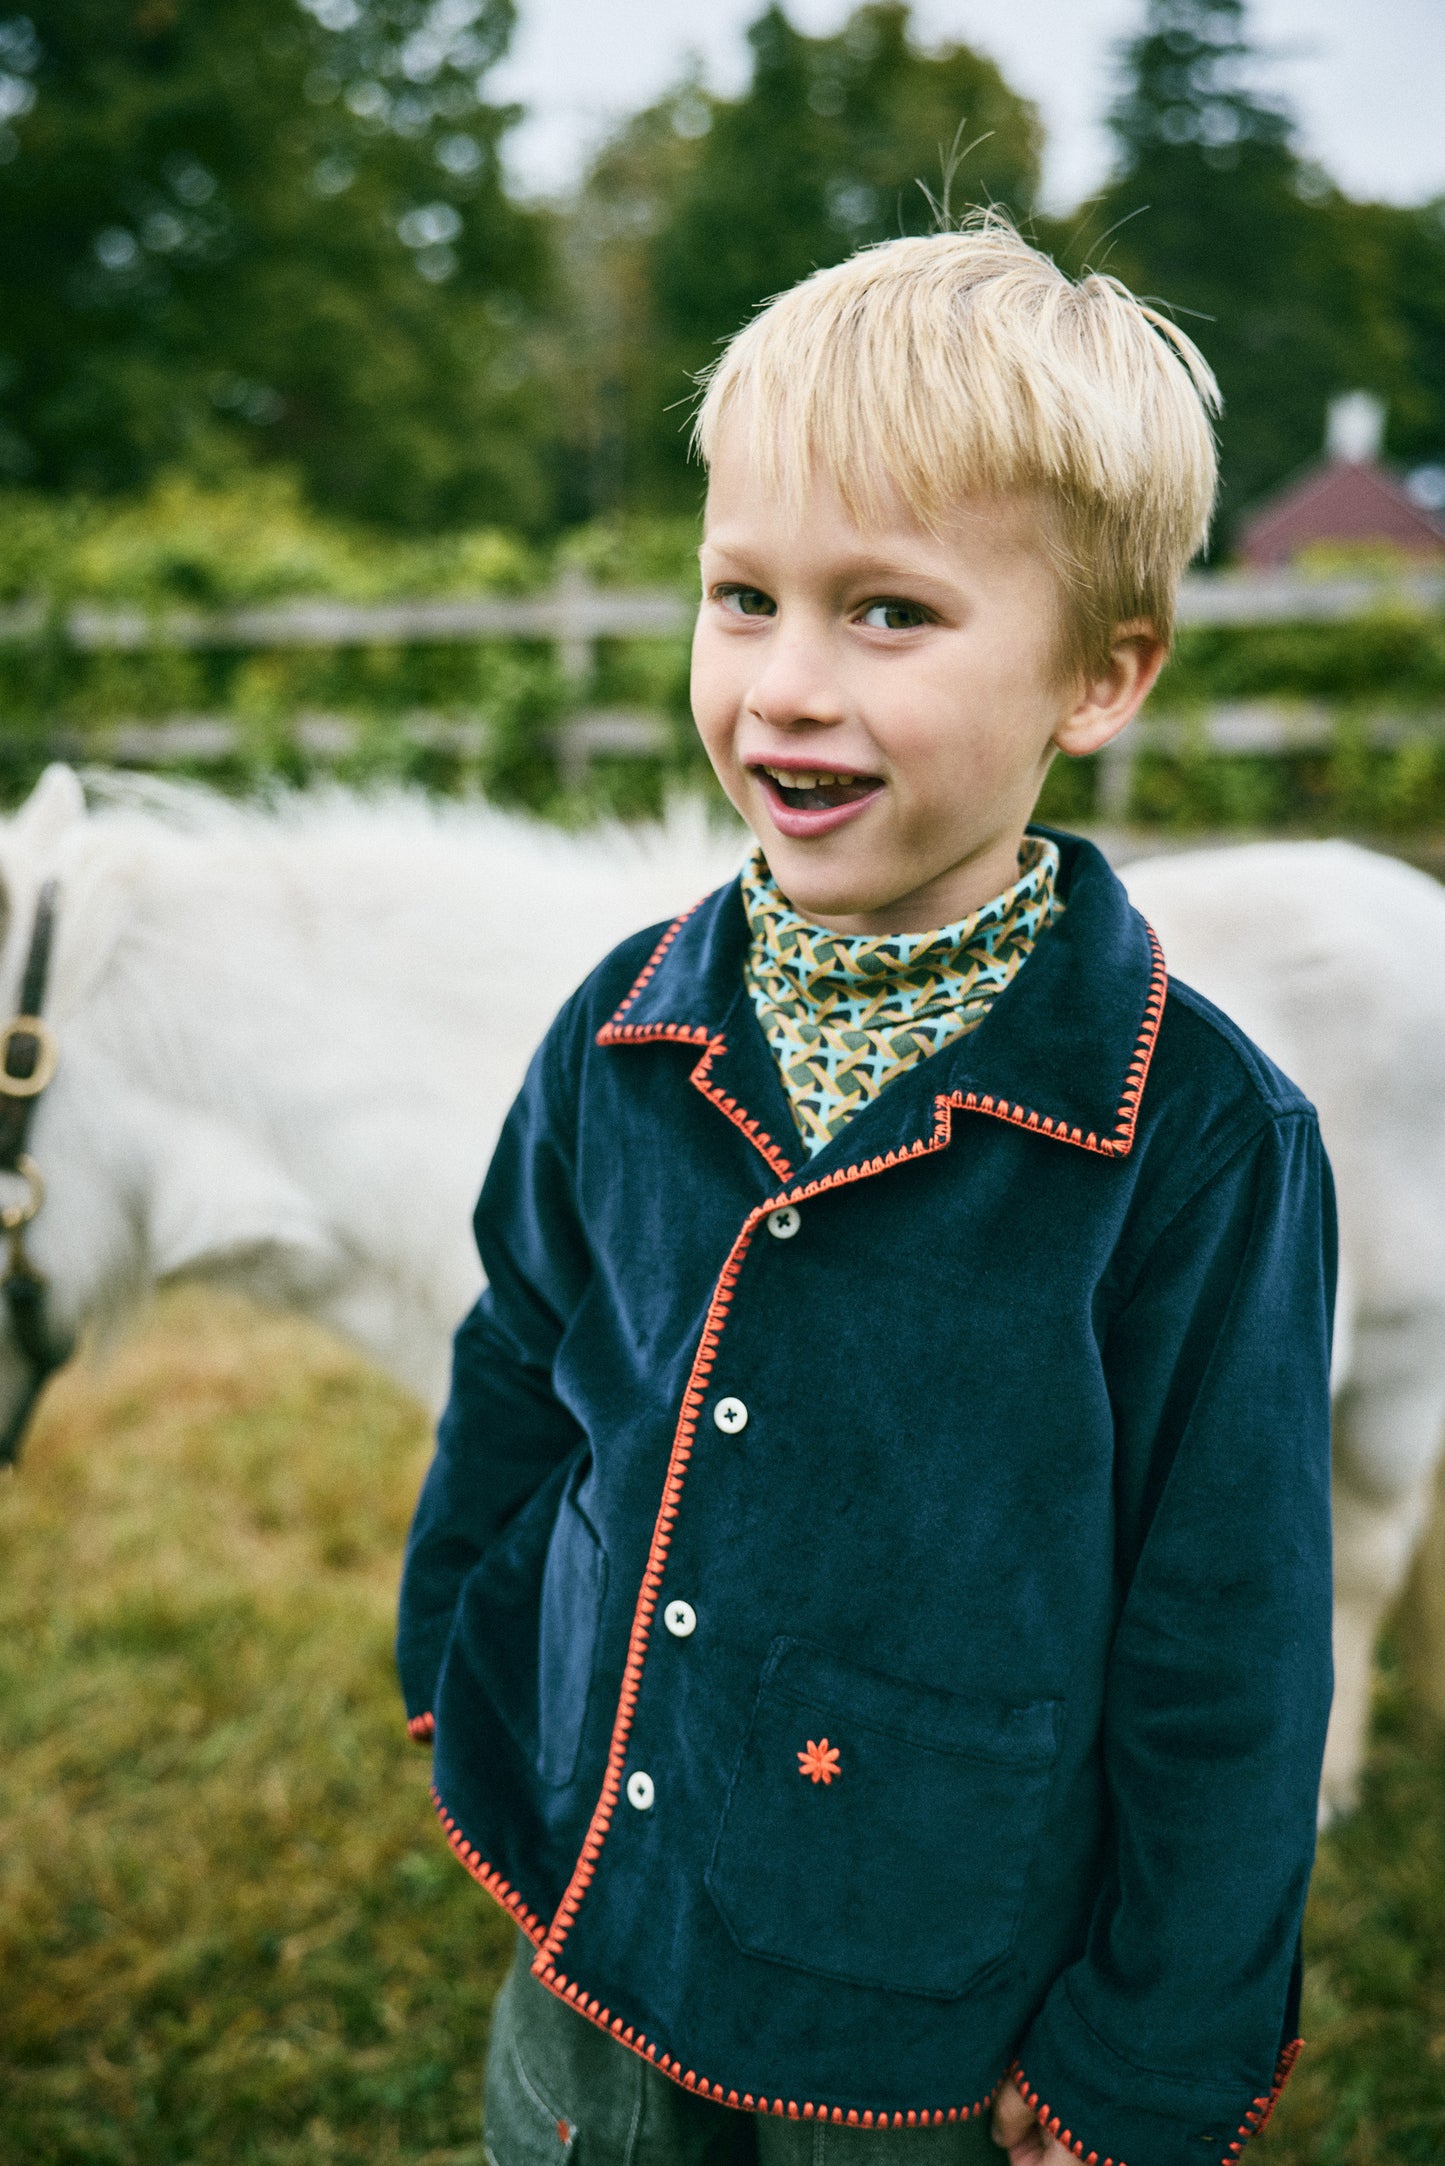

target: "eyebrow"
[699,537,952,587]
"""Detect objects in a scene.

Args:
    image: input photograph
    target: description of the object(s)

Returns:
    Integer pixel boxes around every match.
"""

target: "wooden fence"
[6,564,1444,800]
[37,706,674,793]
[35,699,1445,810]
[1096,703,1445,820]
[3,563,1443,676]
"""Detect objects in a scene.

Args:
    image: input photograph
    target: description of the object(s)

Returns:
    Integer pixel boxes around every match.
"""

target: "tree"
[1065,0,1411,542]
[1336,195,1445,473]
[0,0,557,528]
[567,3,1042,519]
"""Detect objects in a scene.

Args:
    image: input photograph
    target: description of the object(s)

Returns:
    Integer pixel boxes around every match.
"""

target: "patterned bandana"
[743,835,1063,1158]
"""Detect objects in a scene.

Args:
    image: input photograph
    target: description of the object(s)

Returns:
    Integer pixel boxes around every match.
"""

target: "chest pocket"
[705,1639,1061,2000]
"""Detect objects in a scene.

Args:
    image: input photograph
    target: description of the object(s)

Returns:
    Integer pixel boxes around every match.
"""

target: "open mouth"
[754,764,883,812]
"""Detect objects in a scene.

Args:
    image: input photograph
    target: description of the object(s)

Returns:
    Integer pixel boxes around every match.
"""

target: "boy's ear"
[1052,623,1168,760]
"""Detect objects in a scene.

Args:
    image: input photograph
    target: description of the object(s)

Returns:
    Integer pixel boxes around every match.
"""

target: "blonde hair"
[692,213,1220,680]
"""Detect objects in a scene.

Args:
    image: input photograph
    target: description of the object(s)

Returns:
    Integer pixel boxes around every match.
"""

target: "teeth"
[763,767,855,789]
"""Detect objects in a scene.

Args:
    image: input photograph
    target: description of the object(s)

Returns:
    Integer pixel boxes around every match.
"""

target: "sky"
[487,0,1445,214]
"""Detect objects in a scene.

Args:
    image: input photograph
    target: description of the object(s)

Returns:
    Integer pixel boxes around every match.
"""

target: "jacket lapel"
[595,881,804,1183]
[596,831,1165,1187]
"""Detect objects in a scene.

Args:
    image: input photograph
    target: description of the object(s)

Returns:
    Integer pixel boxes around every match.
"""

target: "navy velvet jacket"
[397,831,1335,2166]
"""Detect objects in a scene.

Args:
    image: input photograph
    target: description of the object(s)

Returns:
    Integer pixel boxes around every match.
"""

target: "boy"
[398,216,1335,2166]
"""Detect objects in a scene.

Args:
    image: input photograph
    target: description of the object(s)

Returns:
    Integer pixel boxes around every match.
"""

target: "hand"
[990,2077,1077,2164]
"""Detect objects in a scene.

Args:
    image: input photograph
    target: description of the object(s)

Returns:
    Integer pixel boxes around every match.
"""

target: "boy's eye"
[858,597,929,631]
[715,584,776,618]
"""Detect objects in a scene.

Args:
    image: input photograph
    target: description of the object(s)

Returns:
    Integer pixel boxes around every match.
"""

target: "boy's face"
[692,419,1161,934]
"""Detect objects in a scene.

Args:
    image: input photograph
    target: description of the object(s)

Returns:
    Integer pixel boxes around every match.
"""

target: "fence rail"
[1,564,1441,679]
[39,706,675,787]
[0,566,690,682]
[1095,702,1445,819]
[34,699,1445,803]
[1173,568,1445,625]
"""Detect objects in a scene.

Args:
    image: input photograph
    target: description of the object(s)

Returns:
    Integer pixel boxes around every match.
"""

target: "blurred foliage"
[555,2,1042,520]
[1270,1630,1445,2166]
[0,487,1444,831]
[0,472,554,800]
[0,1,1443,834]
[1112,606,1445,832]
[0,0,557,529]
[556,512,702,592]
[2,0,1443,549]
[1114,736,1445,837]
[1044,0,1445,544]
[0,481,707,815]
[0,472,543,605]
[1,1287,1443,2162]
[1162,612,1445,706]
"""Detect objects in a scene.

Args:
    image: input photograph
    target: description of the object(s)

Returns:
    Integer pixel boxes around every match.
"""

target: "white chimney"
[1326,391,1386,465]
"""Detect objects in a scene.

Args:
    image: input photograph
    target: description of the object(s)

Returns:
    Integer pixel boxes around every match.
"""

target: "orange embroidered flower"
[798,1738,841,1785]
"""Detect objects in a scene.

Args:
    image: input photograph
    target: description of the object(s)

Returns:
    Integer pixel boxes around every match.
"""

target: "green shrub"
[2,490,1444,830]
[1161,610,1445,707]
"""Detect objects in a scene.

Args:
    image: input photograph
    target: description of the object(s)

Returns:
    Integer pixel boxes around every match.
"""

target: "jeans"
[483,1935,1004,2166]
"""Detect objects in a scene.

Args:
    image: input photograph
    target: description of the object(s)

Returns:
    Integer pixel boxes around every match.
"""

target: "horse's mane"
[74,767,740,861]
[10,775,744,1119]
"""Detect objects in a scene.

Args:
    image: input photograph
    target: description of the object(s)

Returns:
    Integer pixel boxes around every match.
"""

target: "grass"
[0,1289,509,2166]
[2,1290,1444,2163]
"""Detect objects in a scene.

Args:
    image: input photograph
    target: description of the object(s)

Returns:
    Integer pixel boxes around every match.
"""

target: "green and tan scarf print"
[742,834,1063,1158]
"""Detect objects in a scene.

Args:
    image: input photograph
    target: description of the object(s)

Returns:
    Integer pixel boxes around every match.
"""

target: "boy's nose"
[745,637,849,733]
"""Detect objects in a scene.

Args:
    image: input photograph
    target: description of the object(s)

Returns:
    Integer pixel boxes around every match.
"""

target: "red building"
[1238,394,1445,567]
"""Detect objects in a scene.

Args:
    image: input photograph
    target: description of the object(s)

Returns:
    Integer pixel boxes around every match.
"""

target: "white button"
[713,1396,748,1434]
[626,1769,655,1811]
[664,1599,697,1638]
[767,1205,801,1240]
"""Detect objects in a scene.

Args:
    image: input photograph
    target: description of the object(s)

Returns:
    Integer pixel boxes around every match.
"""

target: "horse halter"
[0,878,74,1467]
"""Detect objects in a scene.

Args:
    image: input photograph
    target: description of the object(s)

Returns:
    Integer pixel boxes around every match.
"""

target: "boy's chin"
[758,847,910,931]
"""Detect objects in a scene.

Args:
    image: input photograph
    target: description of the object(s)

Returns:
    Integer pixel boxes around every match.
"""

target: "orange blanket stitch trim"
[534,1944,1005,2132]
[598,907,1167,1169]
[596,897,708,1029]
[1008,2063,1125,2166]
[435,898,1172,2123]
[515,1119,972,2115]
[596,1015,798,1181]
[431,1788,545,1945]
[1010,2033,1305,2166]
[684,1036,796,1179]
[935,924,1165,1160]
[406,1711,435,1743]
[1221,2038,1304,2158]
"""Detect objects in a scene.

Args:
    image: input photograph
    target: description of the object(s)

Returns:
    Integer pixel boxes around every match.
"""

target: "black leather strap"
[0,878,72,1467]
[0,877,60,1172]
[19,877,56,1018]
[0,1263,68,1466]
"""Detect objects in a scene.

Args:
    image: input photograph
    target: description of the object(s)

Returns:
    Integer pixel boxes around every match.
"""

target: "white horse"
[0,766,745,1414]
[1122,841,1445,1819]
[1,767,1442,1817]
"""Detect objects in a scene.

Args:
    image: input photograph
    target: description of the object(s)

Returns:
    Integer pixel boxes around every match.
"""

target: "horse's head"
[0,768,355,1461]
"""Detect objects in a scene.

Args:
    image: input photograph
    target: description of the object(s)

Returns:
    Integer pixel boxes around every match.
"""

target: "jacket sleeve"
[395,997,591,1728]
[1012,1107,1336,2166]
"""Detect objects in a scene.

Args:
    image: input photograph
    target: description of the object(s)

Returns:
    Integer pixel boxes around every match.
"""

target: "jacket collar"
[596,829,1166,1186]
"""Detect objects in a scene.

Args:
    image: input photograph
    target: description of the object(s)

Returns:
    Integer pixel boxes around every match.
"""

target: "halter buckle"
[0,1016,58,1098]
